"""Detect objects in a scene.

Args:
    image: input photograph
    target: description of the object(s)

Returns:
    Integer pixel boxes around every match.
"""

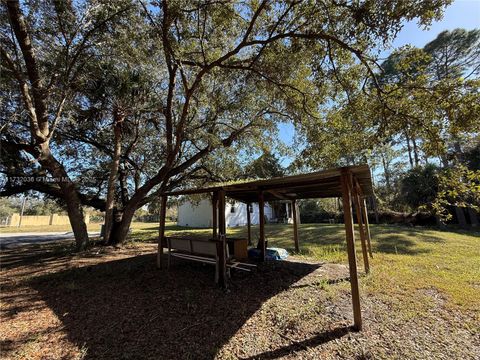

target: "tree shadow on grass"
[24,254,350,359]
[373,235,430,255]
[135,223,440,257]
[133,222,455,259]
[371,225,448,255]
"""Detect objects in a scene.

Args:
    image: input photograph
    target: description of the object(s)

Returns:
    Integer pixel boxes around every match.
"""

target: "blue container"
[248,247,289,260]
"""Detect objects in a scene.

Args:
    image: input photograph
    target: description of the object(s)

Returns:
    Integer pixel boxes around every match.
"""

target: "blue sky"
[277,0,480,166]
[391,0,480,49]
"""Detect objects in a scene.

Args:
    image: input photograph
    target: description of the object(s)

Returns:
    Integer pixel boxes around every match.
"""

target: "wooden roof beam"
[265,189,294,200]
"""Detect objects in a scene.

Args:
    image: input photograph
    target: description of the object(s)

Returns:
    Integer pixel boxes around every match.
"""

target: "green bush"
[399,164,440,210]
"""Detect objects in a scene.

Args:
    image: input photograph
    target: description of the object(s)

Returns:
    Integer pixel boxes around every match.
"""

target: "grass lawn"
[0,222,479,359]
[133,222,480,312]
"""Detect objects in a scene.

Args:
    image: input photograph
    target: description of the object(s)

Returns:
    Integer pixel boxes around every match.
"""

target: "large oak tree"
[1,0,451,246]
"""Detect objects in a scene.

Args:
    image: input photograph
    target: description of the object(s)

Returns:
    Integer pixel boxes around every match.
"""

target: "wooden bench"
[166,236,256,283]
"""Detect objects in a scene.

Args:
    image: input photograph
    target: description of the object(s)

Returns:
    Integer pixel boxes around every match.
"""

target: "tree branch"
[6,0,48,141]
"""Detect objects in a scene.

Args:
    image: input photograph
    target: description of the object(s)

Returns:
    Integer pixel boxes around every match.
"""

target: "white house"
[177,199,275,228]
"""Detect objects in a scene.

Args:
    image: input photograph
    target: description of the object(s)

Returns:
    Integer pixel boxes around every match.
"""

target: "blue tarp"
[248,247,289,260]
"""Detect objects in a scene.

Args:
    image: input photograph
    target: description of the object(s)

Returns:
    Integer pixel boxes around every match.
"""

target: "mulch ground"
[0,242,478,359]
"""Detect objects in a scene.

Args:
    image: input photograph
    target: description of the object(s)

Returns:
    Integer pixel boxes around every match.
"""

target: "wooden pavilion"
[157,164,374,330]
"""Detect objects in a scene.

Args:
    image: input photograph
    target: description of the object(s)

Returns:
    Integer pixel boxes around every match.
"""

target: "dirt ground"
[0,241,478,359]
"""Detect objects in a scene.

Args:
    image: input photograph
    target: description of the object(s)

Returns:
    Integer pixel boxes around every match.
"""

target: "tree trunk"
[405,131,414,169]
[412,137,420,167]
[108,163,172,244]
[109,206,136,245]
[381,154,391,190]
[41,151,89,250]
[440,155,449,168]
[455,206,467,229]
[453,140,462,164]
[435,215,446,229]
[467,207,479,228]
[6,1,89,250]
[63,182,89,250]
[118,168,130,205]
[104,110,124,244]
[108,186,150,245]
[372,195,379,224]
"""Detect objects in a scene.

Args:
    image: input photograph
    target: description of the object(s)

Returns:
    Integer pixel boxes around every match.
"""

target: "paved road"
[0,232,101,249]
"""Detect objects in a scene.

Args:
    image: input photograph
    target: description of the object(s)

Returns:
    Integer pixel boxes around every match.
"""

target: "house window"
[230,206,235,213]
[249,204,254,213]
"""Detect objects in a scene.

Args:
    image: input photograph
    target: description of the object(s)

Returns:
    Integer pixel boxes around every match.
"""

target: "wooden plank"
[292,199,300,252]
[164,185,224,196]
[340,170,362,331]
[352,180,370,274]
[157,195,167,269]
[246,203,252,245]
[362,198,373,258]
[265,189,293,200]
[217,189,227,287]
[172,253,217,264]
[233,238,248,260]
[258,190,266,261]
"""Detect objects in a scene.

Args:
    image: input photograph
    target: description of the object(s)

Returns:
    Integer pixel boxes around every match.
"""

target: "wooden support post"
[212,192,218,240]
[258,190,266,261]
[246,203,252,245]
[217,189,227,287]
[372,195,379,224]
[340,171,362,331]
[352,186,370,274]
[292,199,300,252]
[361,198,373,258]
[157,195,167,269]
[354,177,373,259]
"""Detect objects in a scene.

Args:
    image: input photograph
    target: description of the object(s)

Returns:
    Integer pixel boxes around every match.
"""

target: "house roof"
[164,164,373,203]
